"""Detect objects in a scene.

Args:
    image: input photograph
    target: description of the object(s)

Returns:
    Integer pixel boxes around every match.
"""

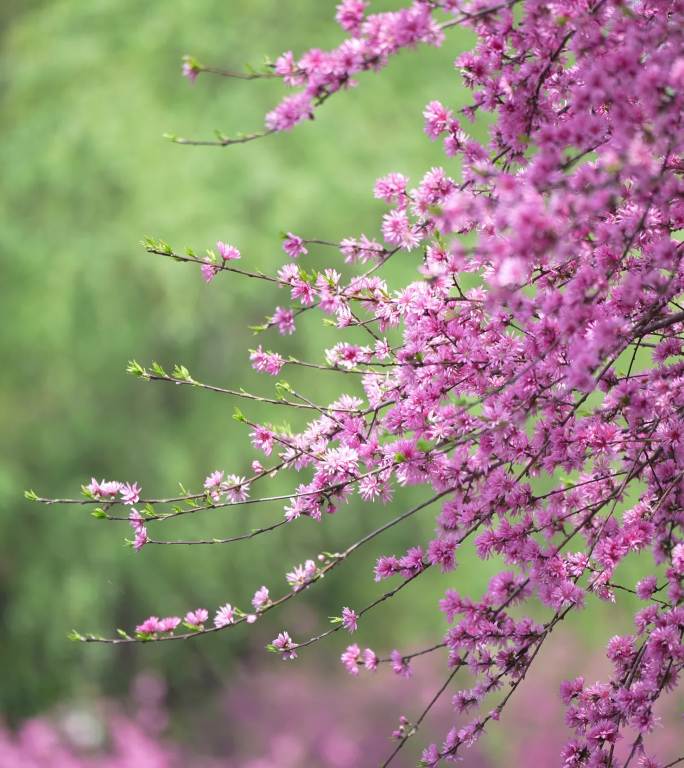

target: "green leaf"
[232,406,246,423]
[90,508,107,519]
[172,364,192,381]
[24,489,39,501]
[249,321,269,333]
[157,240,173,255]
[275,380,293,399]
[126,359,145,377]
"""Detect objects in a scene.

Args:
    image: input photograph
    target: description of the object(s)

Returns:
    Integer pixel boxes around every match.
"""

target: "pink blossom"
[250,426,275,456]
[120,482,141,505]
[184,609,208,627]
[374,173,408,205]
[136,616,162,634]
[390,650,412,679]
[274,51,302,86]
[271,306,295,335]
[216,241,241,261]
[252,586,270,611]
[250,346,285,376]
[265,93,313,132]
[200,261,219,283]
[286,559,317,591]
[636,576,658,601]
[272,631,297,660]
[204,470,225,502]
[341,607,358,633]
[225,474,250,503]
[362,648,378,671]
[87,478,121,498]
[282,233,308,259]
[335,0,367,35]
[128,509,145,532]
[214,604,235,628]
[181,56,200,83]
[158,616,181,633]
[340,643,361,675]
[381,209,421,250]
[133,527,149,552]
[423,100,452,140]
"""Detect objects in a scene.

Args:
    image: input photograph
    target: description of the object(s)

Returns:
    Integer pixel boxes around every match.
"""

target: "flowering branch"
[34,0,684,764]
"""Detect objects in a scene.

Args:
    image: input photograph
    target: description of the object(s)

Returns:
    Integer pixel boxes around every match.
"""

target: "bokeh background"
[1,1,681,766]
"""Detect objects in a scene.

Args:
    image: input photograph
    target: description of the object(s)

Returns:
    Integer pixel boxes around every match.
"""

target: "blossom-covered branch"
[35,0,684,765]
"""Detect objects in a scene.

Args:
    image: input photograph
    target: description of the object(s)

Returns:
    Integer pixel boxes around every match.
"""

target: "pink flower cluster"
[265,1,444,131]
[86,478,140,505]
[43,1,684,765]
[210,1,684,762]
[340,643,378,676]
[203,470,250,503]
[134,599,257,638]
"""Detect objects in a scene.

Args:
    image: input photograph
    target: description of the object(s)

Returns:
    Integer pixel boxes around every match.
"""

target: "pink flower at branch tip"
[181,55,200,83]
[282,233,308,259]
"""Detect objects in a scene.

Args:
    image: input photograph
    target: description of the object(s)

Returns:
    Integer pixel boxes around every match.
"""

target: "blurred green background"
[0,1,658,763]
